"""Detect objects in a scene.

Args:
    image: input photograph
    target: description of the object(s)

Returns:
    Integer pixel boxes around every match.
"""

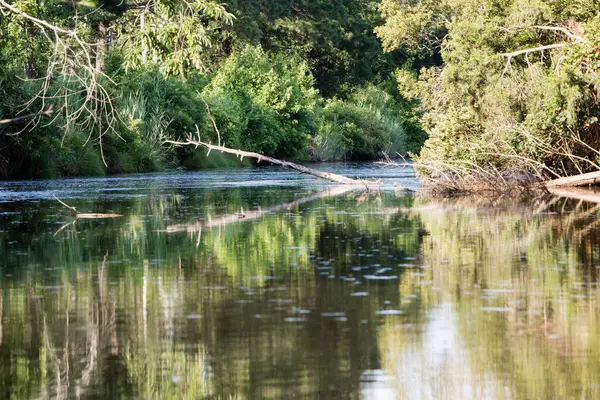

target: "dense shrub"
[1,47,421,178]
[313,84,425,161]
[201,46,320,159]
[378,0,600,180]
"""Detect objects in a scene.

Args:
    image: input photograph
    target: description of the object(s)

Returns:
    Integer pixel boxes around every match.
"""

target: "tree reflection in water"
[1,187,600,398]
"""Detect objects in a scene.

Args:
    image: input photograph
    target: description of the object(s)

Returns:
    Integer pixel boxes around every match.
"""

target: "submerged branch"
[53,195,122,235]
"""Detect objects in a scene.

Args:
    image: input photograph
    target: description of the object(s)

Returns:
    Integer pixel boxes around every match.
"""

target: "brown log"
[545,171,600,188]
[166,136,371,186]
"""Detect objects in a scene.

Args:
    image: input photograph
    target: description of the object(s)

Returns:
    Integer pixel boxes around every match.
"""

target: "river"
[0,163,599,399]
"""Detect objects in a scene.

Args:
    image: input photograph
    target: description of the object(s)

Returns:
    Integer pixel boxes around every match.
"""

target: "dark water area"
[1,163,600,399]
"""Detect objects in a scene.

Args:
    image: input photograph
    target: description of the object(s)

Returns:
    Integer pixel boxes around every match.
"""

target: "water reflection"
[1,179,600,398]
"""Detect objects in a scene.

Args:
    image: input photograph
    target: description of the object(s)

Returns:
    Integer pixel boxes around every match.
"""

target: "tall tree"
[377,0,600,179]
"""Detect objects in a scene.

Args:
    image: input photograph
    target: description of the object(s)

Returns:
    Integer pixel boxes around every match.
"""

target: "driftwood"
[166,134,370,186]
[545,171,600,188]
[54,195,122,219]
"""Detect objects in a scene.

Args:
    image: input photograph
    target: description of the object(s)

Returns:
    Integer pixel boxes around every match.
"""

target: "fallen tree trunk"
[545,171,600,188]
[166,135,367,185]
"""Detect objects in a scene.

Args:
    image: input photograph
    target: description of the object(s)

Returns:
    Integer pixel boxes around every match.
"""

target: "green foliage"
[376,0,450,57]
[378,0,600,179]
[55,133,105,177]
[118,0,235,76]
[224,0,407,97]
[202,46,320,159]
[0,0,424,179]
[313,84,425,161]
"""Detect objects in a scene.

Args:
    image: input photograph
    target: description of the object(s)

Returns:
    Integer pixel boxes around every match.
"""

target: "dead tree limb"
[501,42,576,59]
[0,107,53,125]
[545,171,600,188]
[499,24,585,74]
[166,134,368,185]
[199,94,221,146]
[498,25,584,42]
[0,0,118,164]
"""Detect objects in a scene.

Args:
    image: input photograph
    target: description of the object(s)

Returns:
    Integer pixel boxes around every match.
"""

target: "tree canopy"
[377,0,600,180]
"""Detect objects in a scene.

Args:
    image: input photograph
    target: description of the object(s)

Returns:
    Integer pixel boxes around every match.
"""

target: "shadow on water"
[2,171,600,398]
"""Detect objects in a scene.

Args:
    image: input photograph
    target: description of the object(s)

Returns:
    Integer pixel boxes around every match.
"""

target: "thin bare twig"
[53,194,77,213]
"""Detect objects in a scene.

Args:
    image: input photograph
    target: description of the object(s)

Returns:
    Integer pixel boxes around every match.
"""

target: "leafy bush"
[202,45,320,159]
[313,84,423,161]
[55,133,105,177]
[378,0,600,180]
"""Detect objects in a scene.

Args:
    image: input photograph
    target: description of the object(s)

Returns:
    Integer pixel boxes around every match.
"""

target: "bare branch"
[501,42,574,59]
[199,94,221,146]
[0,0,78,36]
[529,25,584,42]
[0,0,119,166]
[53,194,77,213]
[166,135,372,186]
[499,25,584,42]
[0,107,53,125]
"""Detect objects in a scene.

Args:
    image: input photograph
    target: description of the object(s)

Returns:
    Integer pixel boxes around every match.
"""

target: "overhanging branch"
[0,107,53,125]
[166,132,372,186]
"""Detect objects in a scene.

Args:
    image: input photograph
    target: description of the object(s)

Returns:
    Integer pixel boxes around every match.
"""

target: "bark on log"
[166,136,369,186]
[545,171,600,188]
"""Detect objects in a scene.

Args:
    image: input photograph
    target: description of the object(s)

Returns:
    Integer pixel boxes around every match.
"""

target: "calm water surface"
[1,163,600,399]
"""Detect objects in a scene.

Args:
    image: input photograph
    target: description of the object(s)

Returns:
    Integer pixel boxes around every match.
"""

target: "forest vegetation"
[377,0,600,183]
[1,0,599,184]
[0,0,426,179]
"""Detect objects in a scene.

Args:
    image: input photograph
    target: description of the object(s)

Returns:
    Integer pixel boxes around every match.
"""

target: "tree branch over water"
[166,132,373,186]
[0,0,118,162]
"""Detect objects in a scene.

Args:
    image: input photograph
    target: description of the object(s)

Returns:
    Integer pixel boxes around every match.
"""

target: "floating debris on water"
[284,317,306,323]
[363,275,398,280]
[321,312,345,317]
[376,310,403,315]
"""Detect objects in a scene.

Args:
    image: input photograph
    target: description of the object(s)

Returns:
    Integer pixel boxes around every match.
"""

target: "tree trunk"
[166,136,373,186]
